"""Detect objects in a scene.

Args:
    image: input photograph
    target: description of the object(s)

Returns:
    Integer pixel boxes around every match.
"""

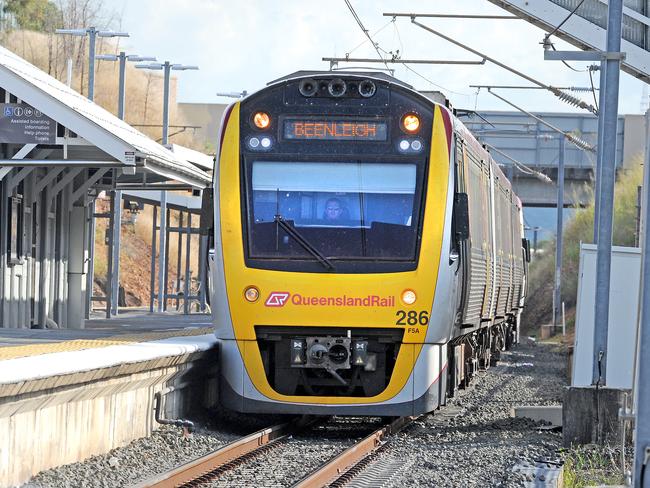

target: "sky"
[109,0,646,115]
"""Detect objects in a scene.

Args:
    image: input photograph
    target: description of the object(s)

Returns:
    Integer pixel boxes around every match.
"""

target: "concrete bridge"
[464,110,643,208]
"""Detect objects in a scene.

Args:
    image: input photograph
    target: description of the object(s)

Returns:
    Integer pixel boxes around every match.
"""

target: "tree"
[4,0,62,32]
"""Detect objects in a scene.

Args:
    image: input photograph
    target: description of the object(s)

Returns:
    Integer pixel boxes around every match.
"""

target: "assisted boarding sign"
[0,104,56,144]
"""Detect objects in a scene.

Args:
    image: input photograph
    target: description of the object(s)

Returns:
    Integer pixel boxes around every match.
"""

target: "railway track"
[292,416,415,488]
[135,416,413,488]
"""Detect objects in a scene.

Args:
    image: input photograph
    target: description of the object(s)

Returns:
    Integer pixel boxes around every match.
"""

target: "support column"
[109,190,122,316]
[157,193,167,312]
[198,234,207,312]
[85,200,96,319]
[149,205,157,313]
[592,0,623,388]
[0,175,6,326]
[554,137,565,328]
[67,206,87,329]
[594,61,607,243]
[184,213,192,314]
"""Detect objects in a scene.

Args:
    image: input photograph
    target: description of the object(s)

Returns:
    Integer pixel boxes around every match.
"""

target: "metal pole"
[198,234,207,312]
[592,0,623,386]
[157,192,167,312]
[176,211,183,310]
[637,185,643,247]
[594,62,607,242]
[117,52,126,120]
[85,200,96,318]
[105,191,114,319]
[184,213,192,314]
[87,27,96,101]
[108,53,127,317]
[162,61,171,145]
[109,190,121,316]
[163,207,171,311]
[149,205,157,313]
[554,137,565,328]
[633,108,650,488]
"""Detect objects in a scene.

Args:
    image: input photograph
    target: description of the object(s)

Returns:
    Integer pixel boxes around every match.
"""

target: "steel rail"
[292,416,415,488]
[135,422,292,488]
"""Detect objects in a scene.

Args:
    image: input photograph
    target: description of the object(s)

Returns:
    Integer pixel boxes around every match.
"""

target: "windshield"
[246,160,422,262]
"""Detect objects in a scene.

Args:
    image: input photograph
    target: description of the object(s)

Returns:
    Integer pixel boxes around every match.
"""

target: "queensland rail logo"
[265,292,290,307]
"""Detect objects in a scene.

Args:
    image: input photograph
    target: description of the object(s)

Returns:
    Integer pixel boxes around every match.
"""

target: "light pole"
[56,27,128,319]
[135,61,198,313]
[95,52,156,317]
[96,53,156,119]
[136,62,199,145]
[55,27,129,101]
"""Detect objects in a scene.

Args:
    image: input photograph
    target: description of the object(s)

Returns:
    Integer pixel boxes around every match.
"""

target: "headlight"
[244,286,260,302]
[401,289,417,305]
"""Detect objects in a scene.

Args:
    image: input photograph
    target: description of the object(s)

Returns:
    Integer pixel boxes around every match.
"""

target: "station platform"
[0,313,219,488]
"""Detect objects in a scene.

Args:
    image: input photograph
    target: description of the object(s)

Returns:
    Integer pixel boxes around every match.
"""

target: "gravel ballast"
[371,340,566,487]
[22,341,566,487]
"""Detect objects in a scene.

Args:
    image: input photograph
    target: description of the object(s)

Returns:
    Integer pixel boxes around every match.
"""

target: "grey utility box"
[572,244,640,389]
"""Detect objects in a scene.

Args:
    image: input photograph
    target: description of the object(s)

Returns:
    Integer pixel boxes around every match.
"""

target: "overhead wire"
[545,0,587,40]
[346,18,395,57]
[343,0,391,71]
[389,19,469,96]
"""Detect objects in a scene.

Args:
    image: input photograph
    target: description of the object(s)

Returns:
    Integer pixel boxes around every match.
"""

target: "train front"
[213,72,456,416]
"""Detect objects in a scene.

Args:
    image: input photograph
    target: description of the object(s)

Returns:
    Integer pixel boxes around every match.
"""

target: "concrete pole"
[157,192,167,312]
[633,108,650,488]
[592,0,623,386]
[554,137,565,328]
[162,61,171,146]
[87,27,96,101]
[594,61,607,243]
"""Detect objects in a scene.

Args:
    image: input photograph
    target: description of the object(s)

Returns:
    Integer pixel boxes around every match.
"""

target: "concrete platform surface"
[0,312,219,488]
[0,312,213,360]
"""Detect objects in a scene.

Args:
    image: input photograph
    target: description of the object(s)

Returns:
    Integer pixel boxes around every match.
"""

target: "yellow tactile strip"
[0,327,214,361]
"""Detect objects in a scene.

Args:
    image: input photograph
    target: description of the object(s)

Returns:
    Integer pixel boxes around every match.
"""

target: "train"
[206,71,530,416]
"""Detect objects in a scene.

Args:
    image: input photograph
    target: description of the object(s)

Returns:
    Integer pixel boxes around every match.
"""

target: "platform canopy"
[488,0,650,83]
[0,45,211,188]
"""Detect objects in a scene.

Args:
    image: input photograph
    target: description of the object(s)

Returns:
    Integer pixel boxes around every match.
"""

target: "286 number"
[395,310,429,326]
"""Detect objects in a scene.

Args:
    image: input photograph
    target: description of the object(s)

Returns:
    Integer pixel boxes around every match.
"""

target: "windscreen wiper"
[274,215,334,271]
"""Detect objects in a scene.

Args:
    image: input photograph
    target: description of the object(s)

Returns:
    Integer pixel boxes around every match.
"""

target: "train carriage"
[208,71,529,416]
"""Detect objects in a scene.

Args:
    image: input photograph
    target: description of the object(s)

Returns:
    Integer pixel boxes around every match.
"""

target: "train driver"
[323,197,349,221]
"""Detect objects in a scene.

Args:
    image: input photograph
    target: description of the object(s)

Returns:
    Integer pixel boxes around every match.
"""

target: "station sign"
[0,103,56,144]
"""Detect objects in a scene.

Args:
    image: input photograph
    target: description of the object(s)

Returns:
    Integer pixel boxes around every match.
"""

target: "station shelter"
[0,46,212,329]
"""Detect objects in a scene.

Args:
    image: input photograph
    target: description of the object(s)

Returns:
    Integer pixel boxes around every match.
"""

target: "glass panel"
[248,161,420,261]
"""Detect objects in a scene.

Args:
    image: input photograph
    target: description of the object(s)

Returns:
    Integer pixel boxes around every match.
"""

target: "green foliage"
[562,446,626,487]
[4,0,62,32]
[522,158,644,331]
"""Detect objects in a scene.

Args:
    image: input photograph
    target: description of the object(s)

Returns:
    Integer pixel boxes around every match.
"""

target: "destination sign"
[283,119,387,141]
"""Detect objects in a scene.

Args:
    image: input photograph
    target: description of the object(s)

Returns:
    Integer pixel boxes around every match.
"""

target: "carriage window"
[247,161,421,261]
